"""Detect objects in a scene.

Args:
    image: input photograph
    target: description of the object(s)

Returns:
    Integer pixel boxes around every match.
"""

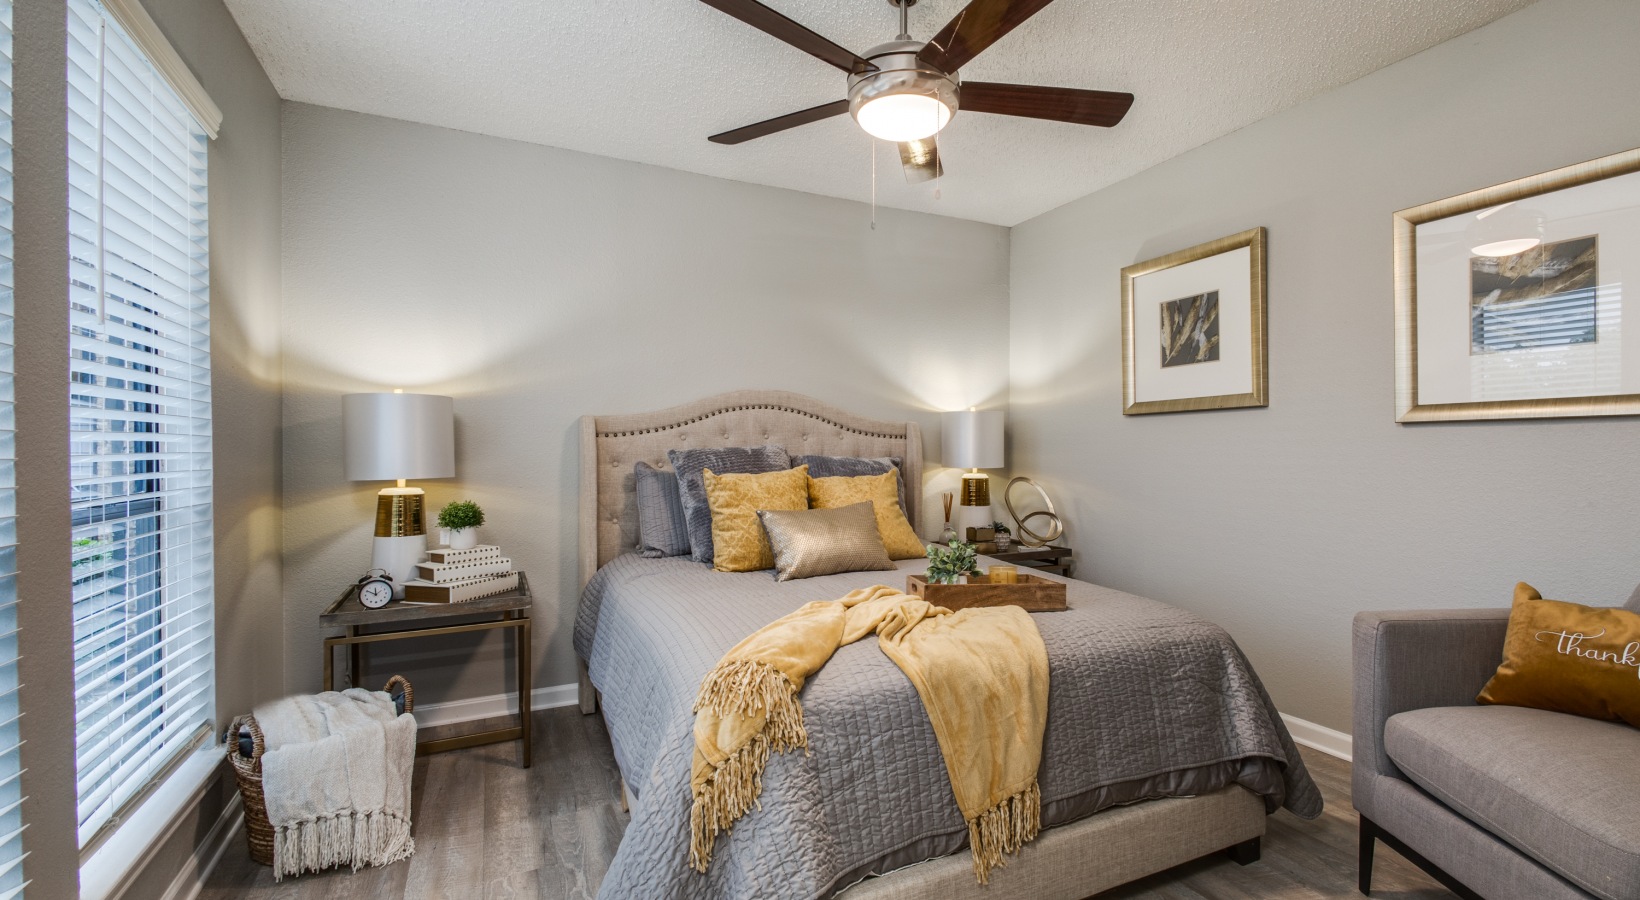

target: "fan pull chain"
[932,98,942,202]
[870,137,878,230]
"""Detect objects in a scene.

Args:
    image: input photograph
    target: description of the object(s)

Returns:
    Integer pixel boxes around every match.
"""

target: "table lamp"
[941,408,1004,537]
[344,391,455,596]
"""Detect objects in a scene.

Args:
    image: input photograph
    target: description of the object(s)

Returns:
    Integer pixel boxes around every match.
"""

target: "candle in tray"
[988,564,1018,584]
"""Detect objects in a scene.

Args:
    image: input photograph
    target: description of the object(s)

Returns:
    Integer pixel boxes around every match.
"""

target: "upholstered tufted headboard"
[579,390,924,586]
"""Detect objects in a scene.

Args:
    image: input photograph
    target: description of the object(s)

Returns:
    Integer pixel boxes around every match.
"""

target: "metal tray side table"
[320,572,533,767]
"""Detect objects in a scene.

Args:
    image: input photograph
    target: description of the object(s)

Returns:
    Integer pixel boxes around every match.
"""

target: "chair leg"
[1359,816,1377,895]
[1225,837,1260,865]
[1359,814,1485,900]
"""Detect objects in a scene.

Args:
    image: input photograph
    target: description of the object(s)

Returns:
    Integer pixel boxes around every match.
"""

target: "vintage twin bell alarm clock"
[355,568,395,609]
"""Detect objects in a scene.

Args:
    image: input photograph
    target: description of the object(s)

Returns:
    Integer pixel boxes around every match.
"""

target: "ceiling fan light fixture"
[855,92,953,142]
[848,39,959,143]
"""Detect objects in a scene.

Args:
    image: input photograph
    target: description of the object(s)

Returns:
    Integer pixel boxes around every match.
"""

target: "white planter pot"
[445,527,477,551]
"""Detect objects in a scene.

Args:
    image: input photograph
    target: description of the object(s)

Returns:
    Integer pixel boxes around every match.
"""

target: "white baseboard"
[1281,713,1353,762]
[159,794,242,900]
[419,688,1354,764]
[410,681,581,729]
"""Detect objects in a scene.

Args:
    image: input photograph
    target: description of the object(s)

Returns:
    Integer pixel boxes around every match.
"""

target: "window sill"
[79,739,222,900]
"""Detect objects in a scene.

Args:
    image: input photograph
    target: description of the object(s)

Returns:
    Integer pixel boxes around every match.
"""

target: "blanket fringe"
[690,732,771,872]
[689,659,811,873]
[693,658,807,755]
[272,810,414,881]
[965,780,1041,885]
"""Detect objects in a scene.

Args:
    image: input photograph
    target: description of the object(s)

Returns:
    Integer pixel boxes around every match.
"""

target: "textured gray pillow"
[634,462,689,558]
[792,454,906,513]
[1626,583,1640,612]
[667,445,790,564]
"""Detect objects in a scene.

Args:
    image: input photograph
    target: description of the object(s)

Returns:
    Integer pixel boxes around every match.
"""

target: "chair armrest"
[1351,609,1510,812]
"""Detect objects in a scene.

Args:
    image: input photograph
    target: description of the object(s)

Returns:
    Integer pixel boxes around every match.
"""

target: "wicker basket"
[226,675,414,866]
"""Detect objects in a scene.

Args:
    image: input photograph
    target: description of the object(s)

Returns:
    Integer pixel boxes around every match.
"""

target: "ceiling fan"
[700,0,1135,183]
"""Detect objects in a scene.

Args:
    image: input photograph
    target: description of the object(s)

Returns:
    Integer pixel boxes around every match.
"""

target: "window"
[66,0,213,848]
[0,2,24,894]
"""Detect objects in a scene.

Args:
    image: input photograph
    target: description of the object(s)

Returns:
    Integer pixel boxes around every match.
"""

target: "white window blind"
[66,0,213,848]
[0,2,26,895]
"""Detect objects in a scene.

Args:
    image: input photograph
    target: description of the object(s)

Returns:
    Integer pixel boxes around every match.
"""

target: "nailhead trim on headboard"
[598,403,906,440]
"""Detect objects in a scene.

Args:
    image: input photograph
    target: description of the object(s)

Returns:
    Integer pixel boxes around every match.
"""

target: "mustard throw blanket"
[690,585,1049,883]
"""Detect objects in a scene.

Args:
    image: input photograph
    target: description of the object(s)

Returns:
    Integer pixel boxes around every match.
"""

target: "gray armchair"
[1353,607,1640,900]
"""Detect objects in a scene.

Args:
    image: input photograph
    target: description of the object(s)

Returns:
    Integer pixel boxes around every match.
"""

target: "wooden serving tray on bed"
[906,573,1068,612]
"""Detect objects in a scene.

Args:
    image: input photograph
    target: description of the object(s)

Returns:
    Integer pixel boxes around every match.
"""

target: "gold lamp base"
[374,487,427,537]
[959,472,991,507]
[372,487,427,598]
[955,471,993,537]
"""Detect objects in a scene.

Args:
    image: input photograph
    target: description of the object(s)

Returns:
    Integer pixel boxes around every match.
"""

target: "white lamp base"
[954,504,993,540]
[372,534,426,599]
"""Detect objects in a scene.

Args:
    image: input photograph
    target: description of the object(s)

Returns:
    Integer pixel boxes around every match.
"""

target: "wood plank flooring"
[200,707,1455,900]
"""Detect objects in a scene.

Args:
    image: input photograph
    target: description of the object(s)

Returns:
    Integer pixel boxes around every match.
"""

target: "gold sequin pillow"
[703,465,810,572]
[807,469,926,560]
[1477,582,1640,728]
[758,502,896,582]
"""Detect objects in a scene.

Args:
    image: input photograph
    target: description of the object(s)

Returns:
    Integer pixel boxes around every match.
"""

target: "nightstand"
[985,545,1074,577]
[319,572,533,766]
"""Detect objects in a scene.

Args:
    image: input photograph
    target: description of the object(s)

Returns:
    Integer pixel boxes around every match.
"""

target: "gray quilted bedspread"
[575,554,1322,900]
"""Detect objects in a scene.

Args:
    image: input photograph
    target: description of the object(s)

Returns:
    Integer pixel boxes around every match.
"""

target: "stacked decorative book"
[403,545,518,603]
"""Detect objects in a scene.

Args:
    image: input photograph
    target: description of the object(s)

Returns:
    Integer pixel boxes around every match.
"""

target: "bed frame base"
[837,786,1265,900]
[1225,835,1261,865]
[578,658,598,714]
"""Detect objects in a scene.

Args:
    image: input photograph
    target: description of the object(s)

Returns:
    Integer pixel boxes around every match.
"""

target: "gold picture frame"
[1394,146,1640,422]
[1121,227,1268,415]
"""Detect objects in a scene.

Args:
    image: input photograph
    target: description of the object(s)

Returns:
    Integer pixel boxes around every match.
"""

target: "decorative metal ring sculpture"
[1004,476,1063,547]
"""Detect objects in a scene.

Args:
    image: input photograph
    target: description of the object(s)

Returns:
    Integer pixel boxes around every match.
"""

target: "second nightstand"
[986,545,1074,577]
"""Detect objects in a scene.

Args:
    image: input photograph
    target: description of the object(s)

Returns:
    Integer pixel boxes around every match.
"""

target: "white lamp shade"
[942,409,1005,470]
[344,392,456,481]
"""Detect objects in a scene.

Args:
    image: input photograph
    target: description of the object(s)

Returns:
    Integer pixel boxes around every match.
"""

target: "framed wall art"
[1395,146,1640,422]
[1121,227,1268,415]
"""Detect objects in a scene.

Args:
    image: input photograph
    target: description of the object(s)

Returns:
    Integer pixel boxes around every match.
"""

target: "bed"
[574,391,1321,900]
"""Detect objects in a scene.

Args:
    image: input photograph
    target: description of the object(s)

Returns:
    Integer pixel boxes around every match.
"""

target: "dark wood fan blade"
[708,99,850,144]
[697,0,871,73]
[898,139,943,183]
[961,82,1134,127]
[919,0,1057,74]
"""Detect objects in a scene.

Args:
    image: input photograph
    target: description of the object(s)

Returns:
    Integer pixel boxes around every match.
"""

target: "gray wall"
[279,102,1011,705]
[1008,0,1640,735]
[14,1,283,897]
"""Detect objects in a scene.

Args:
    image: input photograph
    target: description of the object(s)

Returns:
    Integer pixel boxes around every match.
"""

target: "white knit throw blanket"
[255,688,416,880]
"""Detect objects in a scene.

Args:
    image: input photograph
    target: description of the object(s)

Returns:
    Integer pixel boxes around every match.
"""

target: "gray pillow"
[634,462,689,558]
[1625,583,1640,612]
[792,454,906,513]
[667,445,790,564]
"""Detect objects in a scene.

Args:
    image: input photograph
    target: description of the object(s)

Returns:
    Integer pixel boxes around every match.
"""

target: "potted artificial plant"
[436,500,486,551]
[925,541,980,585]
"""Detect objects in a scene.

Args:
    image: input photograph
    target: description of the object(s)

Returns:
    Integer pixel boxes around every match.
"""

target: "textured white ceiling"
[223,0,1534,226]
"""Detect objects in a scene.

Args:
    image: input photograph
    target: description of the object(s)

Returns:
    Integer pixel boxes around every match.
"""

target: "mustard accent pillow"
[703,465,810,573]
[1477,582,1640,728]
[807,469,926,560]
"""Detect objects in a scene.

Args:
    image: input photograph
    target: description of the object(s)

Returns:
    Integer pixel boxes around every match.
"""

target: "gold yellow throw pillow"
[1477,582,1640,728]
[807,469,926,560]
[703,465,810,572]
